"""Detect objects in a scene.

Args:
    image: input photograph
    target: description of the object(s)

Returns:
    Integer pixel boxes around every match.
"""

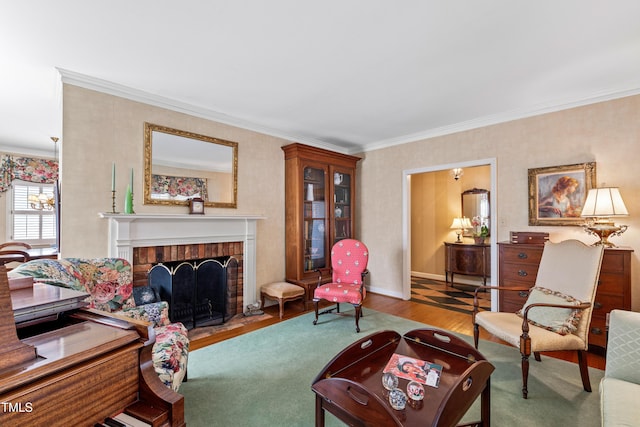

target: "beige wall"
[61,85,287,290]
[359,94,640,309]
[60,85,640,310]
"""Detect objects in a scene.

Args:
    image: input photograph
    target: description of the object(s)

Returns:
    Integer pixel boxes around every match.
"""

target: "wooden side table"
[312,328,494,426]
[444,242,490,287]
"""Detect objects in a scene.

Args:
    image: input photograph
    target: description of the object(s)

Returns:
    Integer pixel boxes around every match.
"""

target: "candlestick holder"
[131,191,136,214]
[111,190,118,214]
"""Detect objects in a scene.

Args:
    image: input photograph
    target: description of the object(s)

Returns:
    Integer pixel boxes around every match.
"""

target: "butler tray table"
[311,328,494,427]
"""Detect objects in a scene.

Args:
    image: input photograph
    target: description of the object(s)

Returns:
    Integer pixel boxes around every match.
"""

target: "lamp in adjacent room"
[580,187,629,247]
[28,192,55,211]
[450,168,464,181]
[450,217,472,243]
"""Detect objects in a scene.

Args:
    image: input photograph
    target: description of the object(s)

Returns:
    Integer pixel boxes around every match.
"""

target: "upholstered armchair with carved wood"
[9,257,189,391]
[472,239,603,399]
[313,239,369,332]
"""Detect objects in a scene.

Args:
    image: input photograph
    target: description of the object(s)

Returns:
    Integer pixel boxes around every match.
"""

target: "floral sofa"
[9,258,189,392]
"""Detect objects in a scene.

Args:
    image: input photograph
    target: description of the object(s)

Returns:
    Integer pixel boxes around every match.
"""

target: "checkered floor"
[411,277,491,315]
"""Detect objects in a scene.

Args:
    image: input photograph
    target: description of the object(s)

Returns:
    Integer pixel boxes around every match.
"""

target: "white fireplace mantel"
[99,213,265,305]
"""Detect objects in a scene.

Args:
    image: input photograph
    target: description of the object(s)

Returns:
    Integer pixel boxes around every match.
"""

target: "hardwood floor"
[190,292,605,370]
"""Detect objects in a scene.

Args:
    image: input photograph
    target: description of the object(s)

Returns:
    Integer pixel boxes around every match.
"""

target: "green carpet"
[182,308,604,426]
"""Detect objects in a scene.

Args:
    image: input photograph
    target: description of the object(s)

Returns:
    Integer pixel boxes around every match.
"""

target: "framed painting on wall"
[528,162,596,226]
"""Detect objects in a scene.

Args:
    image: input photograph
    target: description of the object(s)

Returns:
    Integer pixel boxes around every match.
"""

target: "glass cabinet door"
[303,166,327,272]
[332,169,352,243]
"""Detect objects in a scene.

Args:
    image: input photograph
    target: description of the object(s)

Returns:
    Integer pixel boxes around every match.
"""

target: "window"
[8,181,56,245]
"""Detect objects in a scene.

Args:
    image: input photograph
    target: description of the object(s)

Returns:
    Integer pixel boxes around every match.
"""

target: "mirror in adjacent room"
[461,188,490,237]
[144,123,238,208]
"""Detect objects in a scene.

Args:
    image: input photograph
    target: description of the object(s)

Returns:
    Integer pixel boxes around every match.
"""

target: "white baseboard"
[366,285,405,300]
[410,271,445,281]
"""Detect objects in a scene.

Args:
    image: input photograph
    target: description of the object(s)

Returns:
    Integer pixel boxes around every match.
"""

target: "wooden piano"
[0,267,185,427]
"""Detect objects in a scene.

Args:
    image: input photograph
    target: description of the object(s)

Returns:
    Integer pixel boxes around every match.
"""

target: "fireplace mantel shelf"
[99,213,266,221]
[100,212,264,307]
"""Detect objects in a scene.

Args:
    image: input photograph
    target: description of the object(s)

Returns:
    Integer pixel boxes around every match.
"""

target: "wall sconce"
[450,217,472,243]
[450,168,464,181]
[580,187,629,247]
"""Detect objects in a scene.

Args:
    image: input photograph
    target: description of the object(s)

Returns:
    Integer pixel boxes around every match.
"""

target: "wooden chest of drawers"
[498,242,632,349]
[498,243,543,313]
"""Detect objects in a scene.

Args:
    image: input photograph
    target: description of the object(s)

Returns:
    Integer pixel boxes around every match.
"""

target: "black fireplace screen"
[148,256,238,329]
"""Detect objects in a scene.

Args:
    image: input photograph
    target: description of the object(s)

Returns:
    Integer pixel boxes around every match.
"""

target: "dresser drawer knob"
[518,291,528,298]
[591,327,603,335]
[594,302,603,309]
[517,270,528,277]
[517,252,528,259]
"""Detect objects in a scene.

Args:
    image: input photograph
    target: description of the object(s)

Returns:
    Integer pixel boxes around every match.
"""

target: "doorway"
[402,158,498,312]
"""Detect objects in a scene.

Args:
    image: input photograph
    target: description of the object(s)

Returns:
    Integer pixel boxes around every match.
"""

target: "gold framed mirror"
[461,188,490,237]
[144,122,238,208]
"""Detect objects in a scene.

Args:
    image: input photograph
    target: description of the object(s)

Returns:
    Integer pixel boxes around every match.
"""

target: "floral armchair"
[9,258,189,392]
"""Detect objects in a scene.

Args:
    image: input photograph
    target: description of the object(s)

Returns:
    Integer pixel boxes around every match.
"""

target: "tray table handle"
[346,385,369,406]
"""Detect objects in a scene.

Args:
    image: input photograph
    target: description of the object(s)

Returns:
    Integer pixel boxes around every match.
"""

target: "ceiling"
[2,1,640,157]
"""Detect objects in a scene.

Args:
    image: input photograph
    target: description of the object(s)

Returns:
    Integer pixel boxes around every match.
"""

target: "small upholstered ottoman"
[260,282,305,319]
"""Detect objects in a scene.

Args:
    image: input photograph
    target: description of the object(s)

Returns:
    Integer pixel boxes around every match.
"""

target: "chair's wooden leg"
[473,323,480,349]
[521,354,529,399]
[354,305,361,333]
[336,303,340,313]
[520,332,531,399]
[534,352,541,362]
[278,298,284,320]
[313,300,319,325]
[577,350,592,392]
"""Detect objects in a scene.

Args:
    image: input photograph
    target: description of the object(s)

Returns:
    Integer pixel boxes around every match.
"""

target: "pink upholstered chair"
[313,239,369,332]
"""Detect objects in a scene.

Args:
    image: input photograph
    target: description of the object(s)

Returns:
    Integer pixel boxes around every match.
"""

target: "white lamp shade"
[461,217,473,229]
[581,187,628,217]
[450,217,473,230]
[450,218,465,229]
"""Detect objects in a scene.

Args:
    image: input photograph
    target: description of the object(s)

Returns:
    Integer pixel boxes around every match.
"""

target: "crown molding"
[57,68,640,156]
[56,68,351,155]
[362,85,640,153]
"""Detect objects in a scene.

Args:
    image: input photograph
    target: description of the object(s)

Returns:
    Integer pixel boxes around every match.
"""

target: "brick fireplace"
[133,242,243,324]
[132,241,243,286]
[100,213,263,310]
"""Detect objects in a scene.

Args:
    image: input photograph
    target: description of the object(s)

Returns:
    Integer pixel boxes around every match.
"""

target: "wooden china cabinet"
[282,143,361,305]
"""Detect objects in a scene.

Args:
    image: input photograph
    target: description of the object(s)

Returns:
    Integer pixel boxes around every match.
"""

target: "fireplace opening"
[148,256,239,330]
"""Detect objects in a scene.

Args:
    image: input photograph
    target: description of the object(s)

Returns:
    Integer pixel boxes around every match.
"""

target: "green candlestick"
[124,185,134,214]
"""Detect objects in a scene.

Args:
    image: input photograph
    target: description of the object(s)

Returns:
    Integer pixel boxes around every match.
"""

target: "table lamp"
[580,187,629,247]
[450,217,472,243]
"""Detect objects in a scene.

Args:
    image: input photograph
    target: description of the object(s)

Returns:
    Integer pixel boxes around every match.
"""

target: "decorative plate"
[388,388,407,410]
[382,372,398,390]
[407,381,424,401]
